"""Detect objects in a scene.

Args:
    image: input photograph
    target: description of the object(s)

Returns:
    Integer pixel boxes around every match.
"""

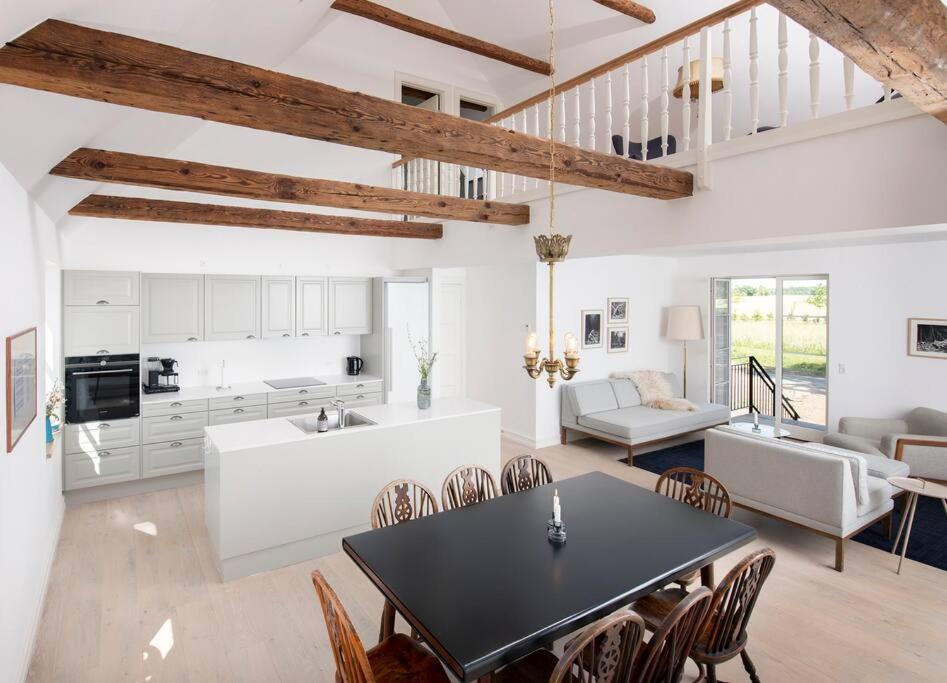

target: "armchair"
[824,408,947,482]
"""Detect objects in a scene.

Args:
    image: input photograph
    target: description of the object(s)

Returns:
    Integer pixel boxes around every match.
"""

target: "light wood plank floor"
[29,437,947,682]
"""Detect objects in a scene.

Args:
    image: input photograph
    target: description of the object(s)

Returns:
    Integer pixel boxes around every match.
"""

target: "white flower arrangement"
[46,379,65,420]
[408,330,438,381]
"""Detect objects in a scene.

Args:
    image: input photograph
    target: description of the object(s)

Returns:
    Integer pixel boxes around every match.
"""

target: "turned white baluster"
[559,92,567,143]
[622,64,631,157]
[520,110,528,193]
[605,71,613,154]
[722,19,732,141]
[661,48,669,157]
[682,36,692,151]
[749,6,759,134]
[697,26,713,189]
[778,12,789,127]
[640,57,649,161]
[534,104,541,189]
[588,78,597,152]
[843,57,854,111]
[573,86,581,147]
[808,32,820,118]
[407,160,414,193]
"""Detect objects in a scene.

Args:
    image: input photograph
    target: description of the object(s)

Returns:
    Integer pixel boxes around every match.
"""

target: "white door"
[297,277,328,337]
[63,270,139,306]
[385,281,430,404]
[141,274,204,343]
[262,276,295,339]
[329,277,372,336]
[64,306,139,356]
[435,280,465,397]
[205,275,261,341]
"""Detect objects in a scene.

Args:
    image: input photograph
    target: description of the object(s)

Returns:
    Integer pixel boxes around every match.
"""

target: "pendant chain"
[547,0,556,236]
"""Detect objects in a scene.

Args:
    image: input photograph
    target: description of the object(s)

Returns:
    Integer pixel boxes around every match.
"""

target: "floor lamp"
[666,306,704,399]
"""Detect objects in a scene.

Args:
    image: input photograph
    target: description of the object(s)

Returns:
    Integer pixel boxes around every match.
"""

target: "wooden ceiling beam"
[330,0,551,75]
[768,0,947,124]
[51,148,529,225]
[69,195,443,239]
[592,0,656,24]
[0,20,691,200]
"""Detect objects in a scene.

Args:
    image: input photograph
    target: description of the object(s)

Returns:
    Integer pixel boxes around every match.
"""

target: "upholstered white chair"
[824,407,947,482]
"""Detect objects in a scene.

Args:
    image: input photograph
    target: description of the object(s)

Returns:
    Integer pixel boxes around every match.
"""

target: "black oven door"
[65,355,140,424]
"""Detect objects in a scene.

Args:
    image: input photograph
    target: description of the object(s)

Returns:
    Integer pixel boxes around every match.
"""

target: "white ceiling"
[0,0,731,223]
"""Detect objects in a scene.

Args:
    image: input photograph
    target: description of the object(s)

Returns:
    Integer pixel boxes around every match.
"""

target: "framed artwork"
[608,298,628,324]
[6,327,37,453]
[607,327,629,353]
[581,310,603,349]
[908,318,947,359]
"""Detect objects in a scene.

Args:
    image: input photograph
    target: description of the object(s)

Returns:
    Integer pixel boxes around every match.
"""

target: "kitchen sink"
[288,411,376,434]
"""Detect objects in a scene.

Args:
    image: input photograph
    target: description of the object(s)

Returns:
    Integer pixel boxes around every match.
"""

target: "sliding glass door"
[711,275,828,440]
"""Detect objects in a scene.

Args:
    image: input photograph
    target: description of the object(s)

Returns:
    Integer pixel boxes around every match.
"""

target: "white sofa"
[560,376,729,465]
[705,426,909,571]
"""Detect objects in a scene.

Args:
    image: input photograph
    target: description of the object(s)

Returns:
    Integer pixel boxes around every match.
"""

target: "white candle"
[565,333,578,355]
[753,411,759,428]
[553,489,561,524]
[526,332,538,355]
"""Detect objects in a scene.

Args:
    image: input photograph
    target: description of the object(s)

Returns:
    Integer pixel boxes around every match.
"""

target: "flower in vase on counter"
[409,331,438,409]
[45,379,65,445]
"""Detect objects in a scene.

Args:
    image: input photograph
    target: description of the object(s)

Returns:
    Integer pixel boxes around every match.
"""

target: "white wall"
[0,163,64,683]
[675,240,947,430]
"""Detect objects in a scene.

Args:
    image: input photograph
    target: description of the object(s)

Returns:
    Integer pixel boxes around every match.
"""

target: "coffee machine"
[143,357,181,394]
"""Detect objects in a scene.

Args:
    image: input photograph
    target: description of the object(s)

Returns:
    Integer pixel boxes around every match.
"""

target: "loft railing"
[391,0,903,206]
[730,355,800,421]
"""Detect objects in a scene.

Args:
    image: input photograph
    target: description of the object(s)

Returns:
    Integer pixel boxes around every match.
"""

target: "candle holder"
[547,518,567,544]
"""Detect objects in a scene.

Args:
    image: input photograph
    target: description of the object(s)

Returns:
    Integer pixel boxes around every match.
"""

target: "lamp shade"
[666,305,704,341]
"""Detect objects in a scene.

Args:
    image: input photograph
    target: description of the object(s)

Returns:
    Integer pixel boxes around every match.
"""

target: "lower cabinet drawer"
[267,399,330,419]
[65,418,140,454]
[64,446,141,490]
[142,438,204,478]
[268,385,336,404]
[337,380,383,397]
[141,398,208,417]
[208,393,268,410]
[339,393,382,408]
[208,404,268,426]
[142,412,208,444]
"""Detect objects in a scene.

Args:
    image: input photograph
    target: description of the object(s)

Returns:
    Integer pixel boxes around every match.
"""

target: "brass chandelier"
[523,0,579,388]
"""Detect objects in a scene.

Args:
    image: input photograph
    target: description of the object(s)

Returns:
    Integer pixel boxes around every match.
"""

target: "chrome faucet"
[330,399,346,428]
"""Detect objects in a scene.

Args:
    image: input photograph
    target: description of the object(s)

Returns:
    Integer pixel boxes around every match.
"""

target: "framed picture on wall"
[608,298,628,324]
[581,310,603,348]
[908,318,947,359]
[607,327,629,353]
[6,326,37,453]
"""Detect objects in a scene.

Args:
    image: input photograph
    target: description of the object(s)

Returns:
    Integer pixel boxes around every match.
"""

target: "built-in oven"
[64,354,140,424]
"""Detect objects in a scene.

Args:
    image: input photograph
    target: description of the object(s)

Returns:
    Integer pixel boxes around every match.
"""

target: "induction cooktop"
[264,377,326,390]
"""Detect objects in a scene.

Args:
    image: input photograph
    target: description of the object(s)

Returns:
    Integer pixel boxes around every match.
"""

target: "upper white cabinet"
[329,277,372,336]
[142,274,204,343]
[205,275,261,341]
[297,277,328,337]
[64,270,139,306]
[262,276,295,339]
[64,306,140,356]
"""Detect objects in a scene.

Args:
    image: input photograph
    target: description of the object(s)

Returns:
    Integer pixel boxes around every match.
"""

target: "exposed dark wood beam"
[51,148,529,225]
[768,0,947,124]
[592,0,656,24]
[330,0,551,75]
[0,20,691,200]
[69,195,443,239]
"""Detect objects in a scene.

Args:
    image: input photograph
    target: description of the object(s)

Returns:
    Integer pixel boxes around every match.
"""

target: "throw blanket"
[610,370,697,412]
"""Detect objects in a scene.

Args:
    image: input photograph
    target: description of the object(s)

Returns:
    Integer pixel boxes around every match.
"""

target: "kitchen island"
[204,397,501,580]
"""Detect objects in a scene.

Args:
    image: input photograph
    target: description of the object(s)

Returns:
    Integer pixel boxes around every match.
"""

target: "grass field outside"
[730,295,827,376]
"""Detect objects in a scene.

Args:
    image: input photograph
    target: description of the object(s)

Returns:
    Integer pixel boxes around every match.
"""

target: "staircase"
[730,355,800,421]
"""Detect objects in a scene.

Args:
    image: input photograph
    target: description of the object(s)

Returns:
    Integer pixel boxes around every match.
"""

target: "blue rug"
[625,441,947,572]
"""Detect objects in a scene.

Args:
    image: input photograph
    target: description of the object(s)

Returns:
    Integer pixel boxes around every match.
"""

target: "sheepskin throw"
[610,370,698,412]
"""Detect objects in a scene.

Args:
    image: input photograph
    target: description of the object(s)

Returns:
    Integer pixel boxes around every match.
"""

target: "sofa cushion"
[906,407,947,436]
[569,382,618,416]
[802,443,869,506]
[577,402,729,441]
[859,476,895,518]
[609,380,642,408]
[860,453,910,479]
[823,433,884,457]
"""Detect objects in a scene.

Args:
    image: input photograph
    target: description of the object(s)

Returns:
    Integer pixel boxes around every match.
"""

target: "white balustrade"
[778,12,789,127]
[534,104,541,189]
[749,6,760,134]
[558,92,567,143]
[661,48,669,157]
[573,85,581,147]
[622,64,631,157]
[682,36,692,151]
[605,71,613,155]
[588,78,597,151]
[640,57,649,161]
[808,32,820,118]
[843,57,854,111]
[723,19,732,141]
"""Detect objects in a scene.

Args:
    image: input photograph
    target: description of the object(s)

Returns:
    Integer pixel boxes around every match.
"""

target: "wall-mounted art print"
[607,327,629,353]
[908,318,947,359]
[6,327,37,453]
[581,310,603,349]
[608,298,628,324]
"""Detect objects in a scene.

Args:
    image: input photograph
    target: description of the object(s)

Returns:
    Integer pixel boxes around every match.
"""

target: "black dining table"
[343,471,756,681]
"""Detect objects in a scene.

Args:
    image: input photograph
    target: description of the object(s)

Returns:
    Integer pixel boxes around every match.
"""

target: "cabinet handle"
[233,396,245,401]
[100,450,112,456]
[98,423,111,430]
[170,441,183,448]
[246,335,256,339]
[170,402,183,407]
[301,332,310,337]
[298,389,308,395]
[96,299,109,305]
[96,349,110,355]
[356,383,364,388]
[187,337,198,342]
[282,333,291,338]
[170,415,183,421]
[334,331,341,335]
[299,401,309,406]
[233,408,244,414]
[356,394,365,399]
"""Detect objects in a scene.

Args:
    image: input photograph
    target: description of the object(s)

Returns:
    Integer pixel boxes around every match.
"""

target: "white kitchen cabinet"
[142,273,204,343]
[64,446,141,490]
[64,306,139,357]
[296,276,327,337]
[340,394,382,408]
[65,417,140,454]
[266,399,331,419]
[142,412,208,444]
[64,270,139,306]
[262,276,295,339]
[142,438,204,478]
[328,277,372,335]
[205,275,261,341]
[209,405,268,426]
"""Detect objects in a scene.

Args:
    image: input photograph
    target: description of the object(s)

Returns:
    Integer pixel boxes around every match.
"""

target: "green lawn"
[732,318,826,376]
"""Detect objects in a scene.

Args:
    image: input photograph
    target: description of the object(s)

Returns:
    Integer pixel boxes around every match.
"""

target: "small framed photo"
[581,310,603,349]
[608,298,628,324]
[608,327,629,353]
[6,326,37,453]
[908,318,947,359]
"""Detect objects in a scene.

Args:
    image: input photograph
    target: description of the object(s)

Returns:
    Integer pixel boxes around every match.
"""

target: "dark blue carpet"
[625,441,947,572]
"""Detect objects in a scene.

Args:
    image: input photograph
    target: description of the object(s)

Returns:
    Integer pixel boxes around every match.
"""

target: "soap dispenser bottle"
[316,407,329,433]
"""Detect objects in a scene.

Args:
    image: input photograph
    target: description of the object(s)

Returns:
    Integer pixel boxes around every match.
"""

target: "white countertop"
[205,396,500,453]
[140,374,383,404]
